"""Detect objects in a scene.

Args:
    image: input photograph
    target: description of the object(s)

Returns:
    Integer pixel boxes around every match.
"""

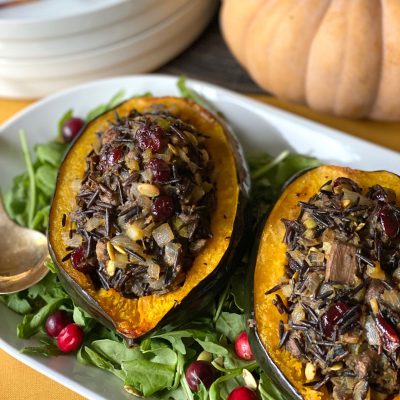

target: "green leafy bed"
[0,79,319,399]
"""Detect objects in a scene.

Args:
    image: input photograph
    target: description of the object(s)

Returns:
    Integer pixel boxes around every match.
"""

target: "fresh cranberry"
[57,323,84,353]
[100,146,123,167]
[136,124,166,152]
[376,314,400,352]
[45,310,72,338]
[62,117,85,143]
[151,196,175,221]
[146,158,171,183]
[235,331,254,361]
[333,177,361,193]
[379,206,399,238]
[227,387,259,400]
[321,301,350,337]
[185,360,217,391]
[70,245,93,273]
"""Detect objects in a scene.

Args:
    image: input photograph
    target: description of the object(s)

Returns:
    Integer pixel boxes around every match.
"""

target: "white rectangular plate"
[0,75,399,400]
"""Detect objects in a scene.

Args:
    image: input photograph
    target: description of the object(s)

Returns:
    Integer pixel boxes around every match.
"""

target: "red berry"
[151,196,175,222]
[100,146,123,167]
[136,124,166,152]
[62,117,85,143]
[379,206,399,238]
[376,314,400,353]
[45,310,71,337]
[235,331,254,360]
[57,323,84,353]
[185,360,217,391]
[146,158,171,183]
[321,301,350,338]
[227,387,258,400]
[71,245,94,273]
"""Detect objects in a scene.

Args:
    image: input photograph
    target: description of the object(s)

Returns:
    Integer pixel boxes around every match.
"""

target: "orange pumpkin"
[221,0,400,120]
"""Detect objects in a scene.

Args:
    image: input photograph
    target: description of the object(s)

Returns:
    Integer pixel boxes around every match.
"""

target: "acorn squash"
[248,165,400,400]
[48,96,249,344]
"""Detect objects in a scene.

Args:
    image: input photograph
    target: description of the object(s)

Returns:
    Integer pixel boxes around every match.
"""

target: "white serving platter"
[0,75,399,400]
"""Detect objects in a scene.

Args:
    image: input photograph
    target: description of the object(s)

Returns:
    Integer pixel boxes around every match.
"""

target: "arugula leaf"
[19,130,36,228]
[57,109,73,138]
[123,358,176,397]
[17,298,65,339]
[259,372,286,400]
[21,338,62,357]
[0,293,32,314]
[82,346,126,380]
[215,312,246,343]
[86,90,126,122]
[35,142,67,167]
[195,339,228,356]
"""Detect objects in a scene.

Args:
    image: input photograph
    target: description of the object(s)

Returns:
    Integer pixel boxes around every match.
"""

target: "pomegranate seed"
[62,117,85,143]
[379,206,399,238]
[57,323,84,353]
[376,314,400,352]
[146,158,171,183]
[136,124,166,152]
[185,360,217,391]
[151,196,175,222]
[227,387,259,400]
[321,301,350,337]
[45,310,71,337]
[235,331,254,360]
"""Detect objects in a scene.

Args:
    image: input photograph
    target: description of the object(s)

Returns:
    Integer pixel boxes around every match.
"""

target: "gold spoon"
[0,196,49,294]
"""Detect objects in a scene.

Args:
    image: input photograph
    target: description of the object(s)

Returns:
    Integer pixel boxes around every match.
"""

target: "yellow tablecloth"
[0,95,399,400]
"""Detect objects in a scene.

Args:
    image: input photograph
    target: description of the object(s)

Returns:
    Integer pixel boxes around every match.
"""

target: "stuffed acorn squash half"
[249,165,400,400]
[48,97,249,344]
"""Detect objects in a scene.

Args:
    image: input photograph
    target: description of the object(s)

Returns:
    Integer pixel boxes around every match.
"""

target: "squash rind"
[48,96,250,343]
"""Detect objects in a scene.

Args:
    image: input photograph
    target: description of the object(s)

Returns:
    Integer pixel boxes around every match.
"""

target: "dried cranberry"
[57,323,84,353]
[62,117,85,143]
[333,177,361,193]
[71,245,93,273]
[146,158,171,183]
[151,196,175,222]
[136,124,166,152]
[321,301,350,337]
[45,310,71,337]
[185,361,217,391]
[100,146,123,167]
[379,206,399,238]
[227,387,259,400]
[376,314,400,352]
[234,331,254,360]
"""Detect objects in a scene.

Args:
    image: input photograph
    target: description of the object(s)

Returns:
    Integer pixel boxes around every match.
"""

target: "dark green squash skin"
[48,98,251,345]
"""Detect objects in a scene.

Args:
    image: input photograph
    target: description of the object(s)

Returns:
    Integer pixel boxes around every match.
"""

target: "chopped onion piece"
[381,290,400,311]
[164,242,182,266]
[152,223,174,247]
[85,217,103,232]
[61,231,82,248]
[147,262,160,280]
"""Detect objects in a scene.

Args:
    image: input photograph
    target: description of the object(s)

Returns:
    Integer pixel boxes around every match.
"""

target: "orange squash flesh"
[49,97,247,341]
[252,165,400,400]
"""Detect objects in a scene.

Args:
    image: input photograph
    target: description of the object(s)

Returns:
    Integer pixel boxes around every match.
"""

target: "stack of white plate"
[0,0,217,98]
